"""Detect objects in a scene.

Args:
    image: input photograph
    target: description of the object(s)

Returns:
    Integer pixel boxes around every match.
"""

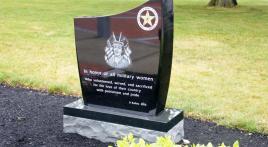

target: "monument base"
[63,100,184,143]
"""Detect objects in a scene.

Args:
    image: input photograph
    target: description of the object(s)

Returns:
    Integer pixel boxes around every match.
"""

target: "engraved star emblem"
[140,11,155,26]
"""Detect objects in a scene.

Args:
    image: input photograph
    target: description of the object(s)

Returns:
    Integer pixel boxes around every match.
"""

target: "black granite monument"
[64,0,184,143]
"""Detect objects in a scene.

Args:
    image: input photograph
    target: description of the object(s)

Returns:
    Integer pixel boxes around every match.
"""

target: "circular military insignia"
[137,7,159,31]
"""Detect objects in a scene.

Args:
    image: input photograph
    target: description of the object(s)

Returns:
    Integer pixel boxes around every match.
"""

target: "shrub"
[110,134,239,147]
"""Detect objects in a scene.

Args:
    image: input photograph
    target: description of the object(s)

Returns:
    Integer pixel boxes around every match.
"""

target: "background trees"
[208,0,238,7]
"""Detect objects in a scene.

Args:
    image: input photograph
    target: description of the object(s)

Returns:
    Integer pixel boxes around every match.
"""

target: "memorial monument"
[63,0,184,143]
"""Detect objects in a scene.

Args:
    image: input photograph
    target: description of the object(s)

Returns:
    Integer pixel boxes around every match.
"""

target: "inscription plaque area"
[64,0,184,143]
[75,0,174,115]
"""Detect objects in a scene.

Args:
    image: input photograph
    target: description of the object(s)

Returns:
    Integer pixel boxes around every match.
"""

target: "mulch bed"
[0,85,267,147]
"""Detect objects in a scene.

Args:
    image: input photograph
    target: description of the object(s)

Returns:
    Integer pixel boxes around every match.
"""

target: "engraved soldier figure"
[105,32,132,69]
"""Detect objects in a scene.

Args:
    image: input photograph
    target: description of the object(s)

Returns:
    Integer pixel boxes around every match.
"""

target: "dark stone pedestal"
[63,100,184,143]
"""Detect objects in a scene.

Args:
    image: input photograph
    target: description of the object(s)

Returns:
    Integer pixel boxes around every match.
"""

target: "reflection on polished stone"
[74,0,174,114]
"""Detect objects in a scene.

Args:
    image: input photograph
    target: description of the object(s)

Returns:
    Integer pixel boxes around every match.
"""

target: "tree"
[208,0,238,7]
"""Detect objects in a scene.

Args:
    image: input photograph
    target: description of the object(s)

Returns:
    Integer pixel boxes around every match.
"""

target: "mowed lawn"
[0,0,267,134]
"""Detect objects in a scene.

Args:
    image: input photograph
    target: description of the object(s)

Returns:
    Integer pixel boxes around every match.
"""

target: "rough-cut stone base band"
[63,115,184,143]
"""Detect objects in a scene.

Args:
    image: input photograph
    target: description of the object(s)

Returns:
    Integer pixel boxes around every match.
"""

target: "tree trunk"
[208,0,238,7]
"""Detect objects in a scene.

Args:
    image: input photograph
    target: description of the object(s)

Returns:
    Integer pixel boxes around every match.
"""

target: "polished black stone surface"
[74,0,174,115]
[64,100,183,132]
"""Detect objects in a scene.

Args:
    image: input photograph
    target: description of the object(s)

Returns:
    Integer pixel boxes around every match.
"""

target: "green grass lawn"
[0,0,267,134]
